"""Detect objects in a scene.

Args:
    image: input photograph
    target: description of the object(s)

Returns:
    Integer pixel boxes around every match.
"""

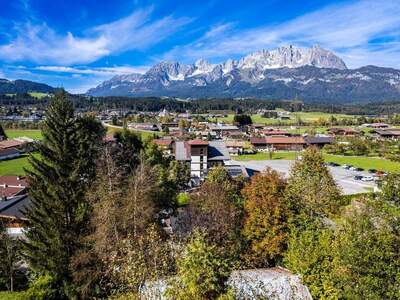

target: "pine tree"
[0,123,7,140]
[23,91,104,296]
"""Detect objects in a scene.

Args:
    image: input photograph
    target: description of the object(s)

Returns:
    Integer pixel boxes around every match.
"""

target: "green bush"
[0,291,28,300]
[24,274,63,300]
[177,193,189,206]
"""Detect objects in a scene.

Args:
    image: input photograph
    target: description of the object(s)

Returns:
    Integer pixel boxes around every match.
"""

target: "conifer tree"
[23,91,104,296]
[0,123,7,139]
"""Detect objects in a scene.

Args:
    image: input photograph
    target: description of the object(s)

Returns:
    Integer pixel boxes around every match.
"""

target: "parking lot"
[235,160,377,195]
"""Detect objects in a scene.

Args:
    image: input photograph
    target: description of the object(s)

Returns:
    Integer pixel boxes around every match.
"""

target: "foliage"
[241,168,289,267]
[0,291,27,300]
[380,173,400,206]
[285,147,344,219]
[22,91,104,297]
[109,225,174,296]
[166,231,232,300]
[177,193,190,206]
[183,182,240,250]
[334,200,400,300]
[24,274,63,300]
[284,219,340,299]
[0,222,26,292]
[233,114,252,126]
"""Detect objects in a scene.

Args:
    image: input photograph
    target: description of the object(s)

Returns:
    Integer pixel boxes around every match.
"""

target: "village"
[2,107,400,236]
[0,100,400,299]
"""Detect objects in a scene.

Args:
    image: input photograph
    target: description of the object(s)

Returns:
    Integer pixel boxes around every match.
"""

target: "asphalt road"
[235,160,376,195]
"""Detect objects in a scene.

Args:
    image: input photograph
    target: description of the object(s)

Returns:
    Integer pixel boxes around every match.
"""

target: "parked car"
[354,175,363,180]
[361,176,374,182]
[342,165,352,170]
[355,167,364,171]
[349,166,358,171]
[327,162,340,167]
[368,169,377,174]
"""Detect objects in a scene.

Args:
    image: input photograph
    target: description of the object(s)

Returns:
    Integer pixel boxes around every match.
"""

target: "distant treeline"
[2,92,400,115]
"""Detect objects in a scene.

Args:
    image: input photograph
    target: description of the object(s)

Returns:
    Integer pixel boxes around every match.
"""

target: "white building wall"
[190,155,208,178]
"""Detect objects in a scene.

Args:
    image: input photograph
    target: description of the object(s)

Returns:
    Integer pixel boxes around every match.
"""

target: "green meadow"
[5,129,43,140]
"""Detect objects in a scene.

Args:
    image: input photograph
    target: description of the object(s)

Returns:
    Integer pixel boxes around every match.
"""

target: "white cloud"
[0,7,191,65]
[35,65,149,75]
[163,0,400,68]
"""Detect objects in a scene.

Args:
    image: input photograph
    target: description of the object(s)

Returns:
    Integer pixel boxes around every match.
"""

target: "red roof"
[0,176,28,198]
[250,137,268,145]
[0,139,25,149]
[188,139,209,146]
[251,136,306,145]
[265,136,305,144]
[153,139,173,147]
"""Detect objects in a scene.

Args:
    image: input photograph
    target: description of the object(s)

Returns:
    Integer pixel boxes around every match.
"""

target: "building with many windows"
[174,139,230,178]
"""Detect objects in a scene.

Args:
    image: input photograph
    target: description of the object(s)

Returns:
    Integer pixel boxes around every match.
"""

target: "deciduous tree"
[285,147,343,219]
[241,168,289,267]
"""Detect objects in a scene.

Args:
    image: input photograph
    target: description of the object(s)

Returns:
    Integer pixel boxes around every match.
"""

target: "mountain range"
[87,45,400,102]
[0,78,56,95]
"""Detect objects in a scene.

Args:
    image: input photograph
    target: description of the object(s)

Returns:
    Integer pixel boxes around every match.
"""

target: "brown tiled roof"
[250,137,267,145]
[188,139,209,146]
[265,136,306,144]
[0,139,25,149]
[0,176,28,198]
[153,139,174,146]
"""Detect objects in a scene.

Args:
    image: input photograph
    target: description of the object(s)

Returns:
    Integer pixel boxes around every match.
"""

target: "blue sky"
[0,0,399,93]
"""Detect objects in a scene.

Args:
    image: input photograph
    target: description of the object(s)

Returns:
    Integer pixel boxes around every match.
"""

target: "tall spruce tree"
[23,91,104,296]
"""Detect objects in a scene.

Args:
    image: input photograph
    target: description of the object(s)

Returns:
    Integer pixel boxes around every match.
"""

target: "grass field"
[28,92,52,99]
[5,129,43,140]
[106,126,162,139]
[0,153,40,176]
[213,112,356,125]
[234,151,400,173]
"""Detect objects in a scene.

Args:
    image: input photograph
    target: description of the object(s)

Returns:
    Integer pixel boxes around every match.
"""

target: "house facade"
[174,139,230,178]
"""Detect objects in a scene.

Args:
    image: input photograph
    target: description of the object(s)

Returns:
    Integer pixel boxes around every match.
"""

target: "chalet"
[361,123,389,128]
[207,124,239,138]
[0,148,20,160]
[261,128,290,136]
[372,129,400,139]
[160,122,179,131]
[224,140,247,155]
[327,127,360,136]
[0,176,28,198]
[153,138,174,155]
[174,139,230,178]
[0,139,27,150]
[250,136,306,151]
[0,194,31,237]
[304,136,334,148]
